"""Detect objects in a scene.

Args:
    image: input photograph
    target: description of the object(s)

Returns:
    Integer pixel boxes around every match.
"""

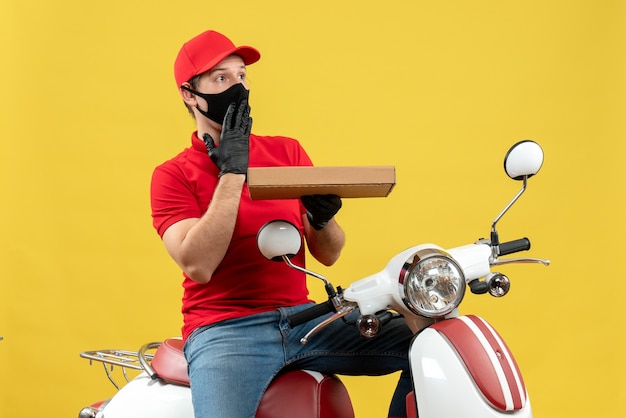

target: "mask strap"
[180,85,202,96]
[179,85,214,122]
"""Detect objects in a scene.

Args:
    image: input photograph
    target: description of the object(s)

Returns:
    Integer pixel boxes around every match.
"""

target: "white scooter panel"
[97,373,193,418]
[409,315,532,418]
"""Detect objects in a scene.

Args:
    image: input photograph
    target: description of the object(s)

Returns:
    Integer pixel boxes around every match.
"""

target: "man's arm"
[161,99,251,284]
[303,216,345,266]
[162,173,245,284]
[300,194,345,266]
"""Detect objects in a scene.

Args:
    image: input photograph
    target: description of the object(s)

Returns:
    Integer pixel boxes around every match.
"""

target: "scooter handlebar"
[287,300,334,327]
[499,238,531,256]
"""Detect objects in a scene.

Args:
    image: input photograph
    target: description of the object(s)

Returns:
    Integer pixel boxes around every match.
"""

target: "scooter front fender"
[98,373,193,418]
[409,315,532,418]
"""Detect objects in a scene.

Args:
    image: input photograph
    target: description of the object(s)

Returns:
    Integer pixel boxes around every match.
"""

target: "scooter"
[79,140,548,418]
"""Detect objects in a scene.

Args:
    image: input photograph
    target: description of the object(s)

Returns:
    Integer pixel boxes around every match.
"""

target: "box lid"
[248,166,396,200]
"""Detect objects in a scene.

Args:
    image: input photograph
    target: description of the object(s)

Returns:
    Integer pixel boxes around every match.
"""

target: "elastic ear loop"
[179,85,215,121]
[180,85,197,94]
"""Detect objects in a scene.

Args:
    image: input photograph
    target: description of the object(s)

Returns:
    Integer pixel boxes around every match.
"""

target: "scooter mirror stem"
[491,176,528,249]
[283,255,340,303]
[283,255,332,289]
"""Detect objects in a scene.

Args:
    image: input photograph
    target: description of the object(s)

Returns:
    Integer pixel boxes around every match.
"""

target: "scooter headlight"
[399,248,466,318]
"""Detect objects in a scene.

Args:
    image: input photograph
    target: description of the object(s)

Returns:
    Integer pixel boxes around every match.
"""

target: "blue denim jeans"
[183,303,414,418]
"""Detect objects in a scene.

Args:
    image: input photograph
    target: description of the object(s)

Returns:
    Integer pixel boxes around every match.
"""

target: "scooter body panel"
[409,315,532,418]
[97,373,192,418]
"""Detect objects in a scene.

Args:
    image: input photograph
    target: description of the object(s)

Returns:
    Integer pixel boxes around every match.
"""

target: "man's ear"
[179,84,197,106]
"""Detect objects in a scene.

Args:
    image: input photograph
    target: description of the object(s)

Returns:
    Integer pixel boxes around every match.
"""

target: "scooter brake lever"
[492,257,550,266]
[300,305,356,345]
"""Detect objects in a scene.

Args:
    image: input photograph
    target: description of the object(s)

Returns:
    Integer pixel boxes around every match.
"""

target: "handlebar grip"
[287,300,334,327]
[499,238,531,256]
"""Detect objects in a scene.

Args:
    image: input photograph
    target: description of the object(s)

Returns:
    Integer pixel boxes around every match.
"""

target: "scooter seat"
[151,338,189,386]
[151,338,355,418]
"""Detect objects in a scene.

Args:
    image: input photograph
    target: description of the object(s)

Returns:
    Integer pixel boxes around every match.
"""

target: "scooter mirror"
[504,140,544,180]
[257,220,302,261]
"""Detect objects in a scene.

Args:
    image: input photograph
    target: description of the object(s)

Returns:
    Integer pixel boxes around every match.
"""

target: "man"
[150,29,413,418]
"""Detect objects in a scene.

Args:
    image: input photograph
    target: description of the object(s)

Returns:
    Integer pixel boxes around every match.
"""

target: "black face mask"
[181,83,250,125]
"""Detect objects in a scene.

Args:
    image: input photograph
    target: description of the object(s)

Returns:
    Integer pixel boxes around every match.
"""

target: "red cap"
[174,30,261,87]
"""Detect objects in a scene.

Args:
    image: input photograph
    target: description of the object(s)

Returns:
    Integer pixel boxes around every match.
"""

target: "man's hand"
[202,99,252,177]
[301,194,342,230]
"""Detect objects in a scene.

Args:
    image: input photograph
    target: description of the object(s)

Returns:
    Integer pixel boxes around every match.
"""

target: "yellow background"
[1,0,625,417]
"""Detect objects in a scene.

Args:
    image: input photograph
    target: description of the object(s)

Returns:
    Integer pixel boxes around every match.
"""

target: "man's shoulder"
[251,134,303,152]
[252,133,299,144]
[154,147,187,168]
[250,134,311,166]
